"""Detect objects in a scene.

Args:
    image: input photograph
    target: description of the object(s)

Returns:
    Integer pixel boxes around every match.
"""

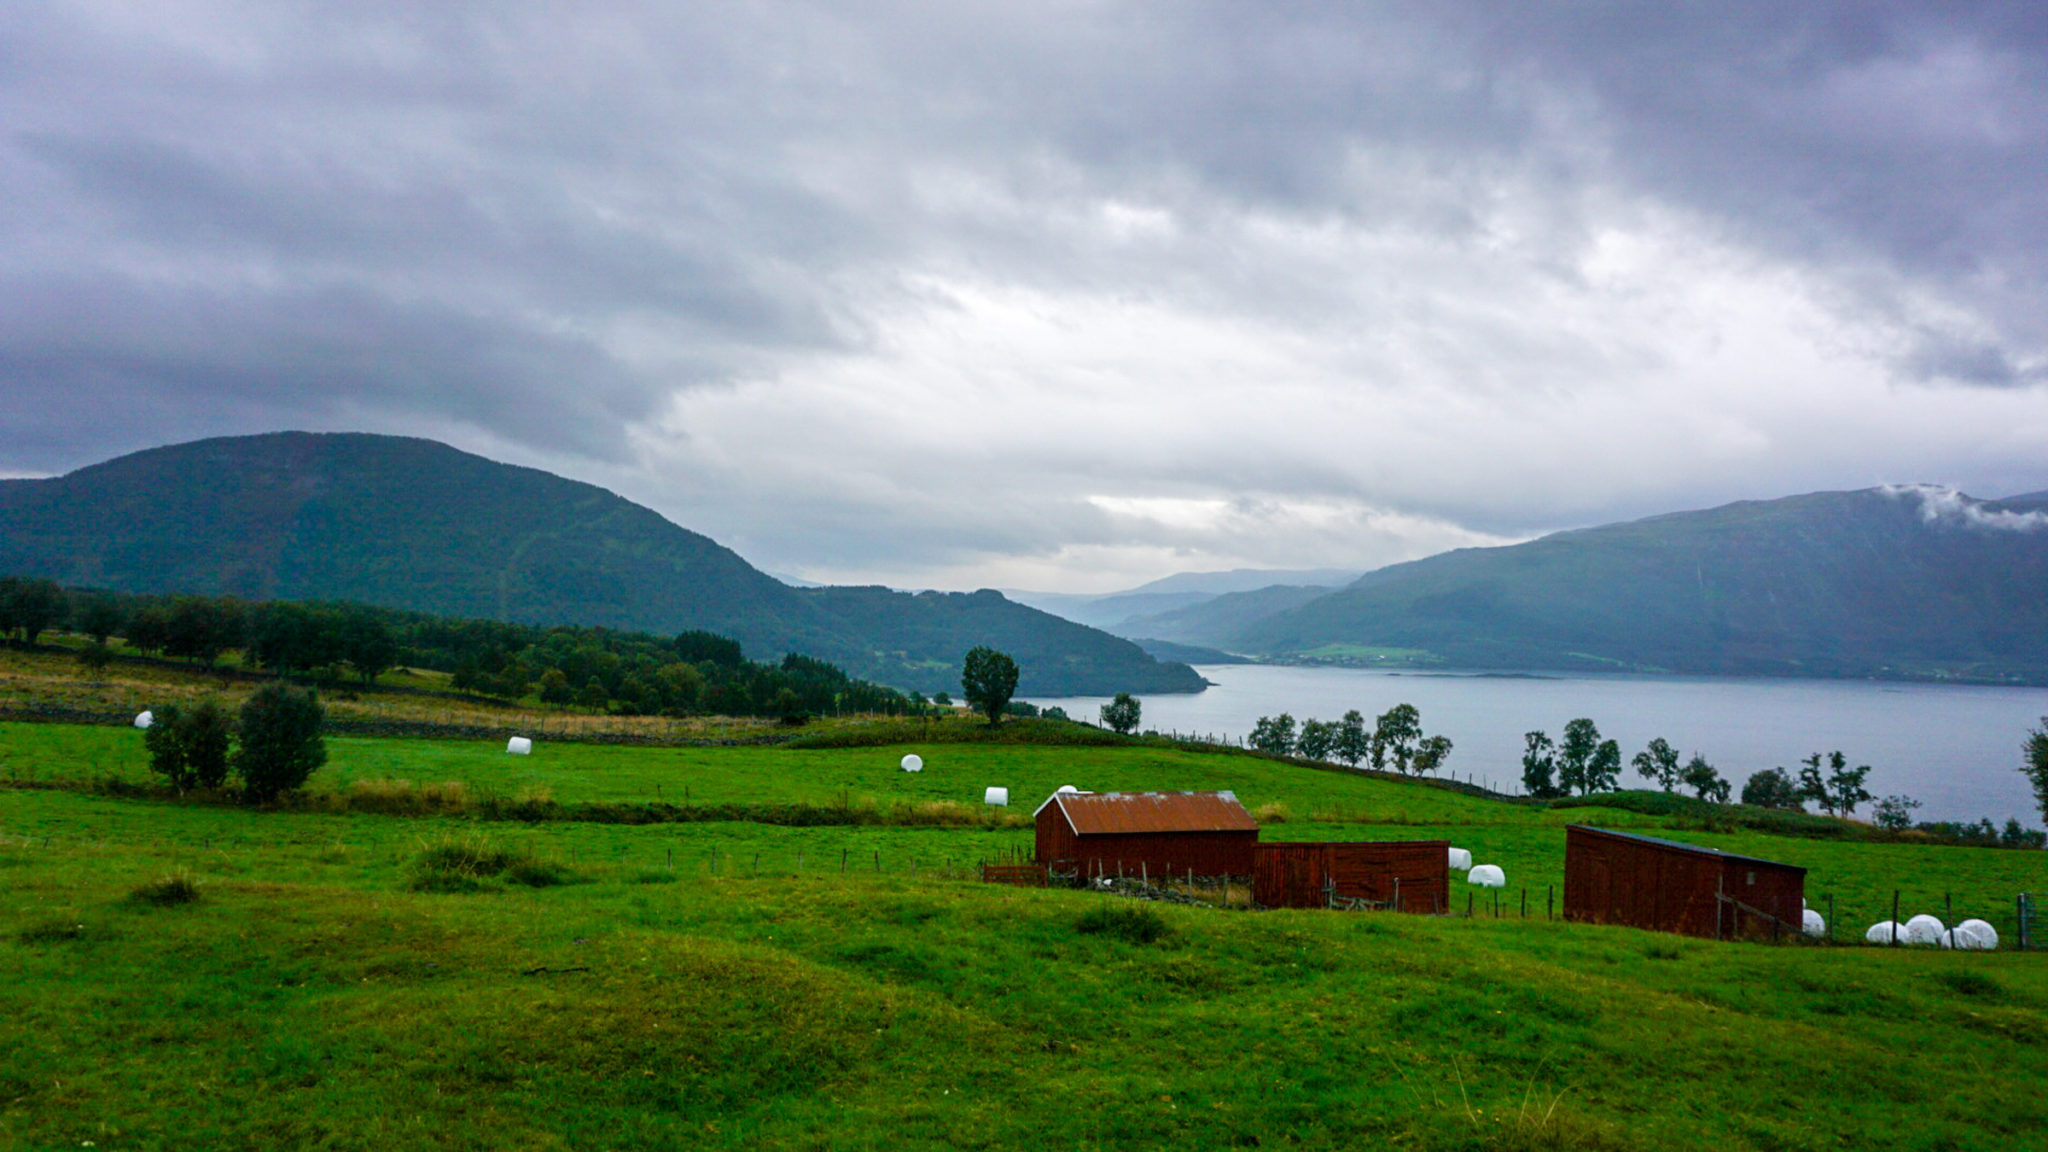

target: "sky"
[5,2,2047,593]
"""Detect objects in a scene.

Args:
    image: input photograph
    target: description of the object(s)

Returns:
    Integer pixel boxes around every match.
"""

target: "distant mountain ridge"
[0,432,1203,696]
[1005,566,1360,632]
[1226,486,2048,684]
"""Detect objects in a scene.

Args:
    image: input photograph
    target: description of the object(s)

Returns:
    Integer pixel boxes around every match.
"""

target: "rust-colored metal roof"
[1049,791,1258,835]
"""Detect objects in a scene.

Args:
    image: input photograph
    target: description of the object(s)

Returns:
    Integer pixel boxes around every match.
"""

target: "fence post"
[1892,891,1901,946]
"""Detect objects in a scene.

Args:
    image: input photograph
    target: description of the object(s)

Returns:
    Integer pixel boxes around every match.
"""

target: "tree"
[1249,713,1296,755]
[960,647,1019,727]
[1296,718,1336,762]
[1,577,67,645]
[1741,768,1804,811]
[1588,739,1622,794]
[1100,692,1141,736]
[1374,704,1422,773]
[1631,738,1682,791]
[234,683,326,803]
[163,596,245,669]
[1679,755,1729,803]
[1873,795,1922,830]
[143,700,234,792]
[2023,719,2048,830]
[71,591,126,647]
[1412,734,1454,776]
[338,607,400,684]
[1334,710,1369,767]
[1796,751,1872,818]
[1521,731,1560,798]
[1556,718,1603,795]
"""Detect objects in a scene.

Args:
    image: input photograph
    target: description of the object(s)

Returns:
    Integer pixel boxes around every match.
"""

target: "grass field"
[6,709,2048,1149]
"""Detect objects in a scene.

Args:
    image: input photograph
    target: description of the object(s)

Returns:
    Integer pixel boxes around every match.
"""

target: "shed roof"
[1042,790,1258,835]
[1569,825,1806,874]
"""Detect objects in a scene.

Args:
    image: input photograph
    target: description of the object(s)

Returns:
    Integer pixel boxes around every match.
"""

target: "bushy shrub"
[143,700,234,792]
[1076,905,1171,946]
[235,683,326,803]
[129,872,201,907]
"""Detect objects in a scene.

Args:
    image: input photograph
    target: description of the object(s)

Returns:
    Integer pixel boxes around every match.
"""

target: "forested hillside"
[1233,487,2048,683]
[0,433,1201,696]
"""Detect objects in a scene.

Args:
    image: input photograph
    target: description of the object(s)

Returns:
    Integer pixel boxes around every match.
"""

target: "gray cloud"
[3,2,2047,586]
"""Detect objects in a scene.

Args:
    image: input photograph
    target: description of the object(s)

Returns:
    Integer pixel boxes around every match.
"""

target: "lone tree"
[1099,692,1141,736]
[1631,738,1682,791]
[143,700,234,793]
[1679,755,1730,803]
[960,647,1019,727]
[2023,718,2048,829]
[235,683,326,804]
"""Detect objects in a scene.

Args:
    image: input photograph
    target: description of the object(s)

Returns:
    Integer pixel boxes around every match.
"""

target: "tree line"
[1242,704,1455,775]
[1,575,914,721]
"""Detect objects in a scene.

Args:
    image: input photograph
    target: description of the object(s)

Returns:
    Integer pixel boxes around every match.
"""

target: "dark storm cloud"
[2,2,2046,583]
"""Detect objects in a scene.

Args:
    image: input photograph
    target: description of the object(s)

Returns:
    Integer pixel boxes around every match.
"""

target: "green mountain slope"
[0,432,1201,696]
[1233,487,2048,683]
[1112,583,1341,649]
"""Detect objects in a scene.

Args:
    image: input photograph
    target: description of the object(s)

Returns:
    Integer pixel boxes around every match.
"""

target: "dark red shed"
[1563,825,1806,940]
[1034,790,1259,879]
[1253,840,1449,912]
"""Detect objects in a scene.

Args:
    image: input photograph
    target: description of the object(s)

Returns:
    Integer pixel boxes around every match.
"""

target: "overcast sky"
[5,2,2047,592]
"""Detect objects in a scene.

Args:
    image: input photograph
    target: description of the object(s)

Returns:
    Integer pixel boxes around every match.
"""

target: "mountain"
[1229,486,2048,684]
[0,432,1203,696]
[1005,567,1361,631]
[1116,584,1342,649]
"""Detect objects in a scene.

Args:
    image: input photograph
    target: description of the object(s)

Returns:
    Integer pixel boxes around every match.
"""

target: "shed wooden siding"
[1034,791,1259,877]
[1253,841,1450,912]
[1563,825,1806,939]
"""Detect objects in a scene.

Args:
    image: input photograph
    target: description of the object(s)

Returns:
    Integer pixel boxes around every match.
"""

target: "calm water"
[1025,665,2048,825]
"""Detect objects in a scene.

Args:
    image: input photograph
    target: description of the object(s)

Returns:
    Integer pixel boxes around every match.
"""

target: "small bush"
[1251,801,1292,824]
[1076,905,1172,945]
[129,872,201,907]
[17,919,88,945]
[505,860,579,888]
[1933,971,2004,1000]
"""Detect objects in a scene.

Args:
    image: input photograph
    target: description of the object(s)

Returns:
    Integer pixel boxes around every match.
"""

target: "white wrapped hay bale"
[1468,864,1506,888]
[1903,914,1945,945]
[984,787,1008,807]
[506,736,533,755]
[1056,784,1079,795]
[134,710,154,729]
[1866,921,1906,945]
[901,754,923,773]
[1957,919,1999,950]
[1802,909,1826,938]
[1447,846,1473,871]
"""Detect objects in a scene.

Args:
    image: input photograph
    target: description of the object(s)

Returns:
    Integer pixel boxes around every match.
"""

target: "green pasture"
[4,786,2048,1150]
[1,720,1540,821]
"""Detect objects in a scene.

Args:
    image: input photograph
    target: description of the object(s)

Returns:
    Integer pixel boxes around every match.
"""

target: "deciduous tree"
[960,647,1019,727]
[1249,713,1296,755]
[1099,692,1141,736]
[1296,718,1336,762]
[1374,704,1422,773]
[1521,731,1560,798]
[234,684,326,804]
[1631,738,1682,791]
[1334,710,1369,767]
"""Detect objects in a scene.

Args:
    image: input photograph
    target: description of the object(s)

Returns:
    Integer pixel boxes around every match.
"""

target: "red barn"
[1563,825,1806,940]
[1253,840,1450,912]
[1033,790,1259,879]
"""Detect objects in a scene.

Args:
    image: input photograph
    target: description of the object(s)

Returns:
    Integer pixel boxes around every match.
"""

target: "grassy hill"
[4,715,2046,1149]
[0,432,1201,696]
[1235,487,2048,683]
